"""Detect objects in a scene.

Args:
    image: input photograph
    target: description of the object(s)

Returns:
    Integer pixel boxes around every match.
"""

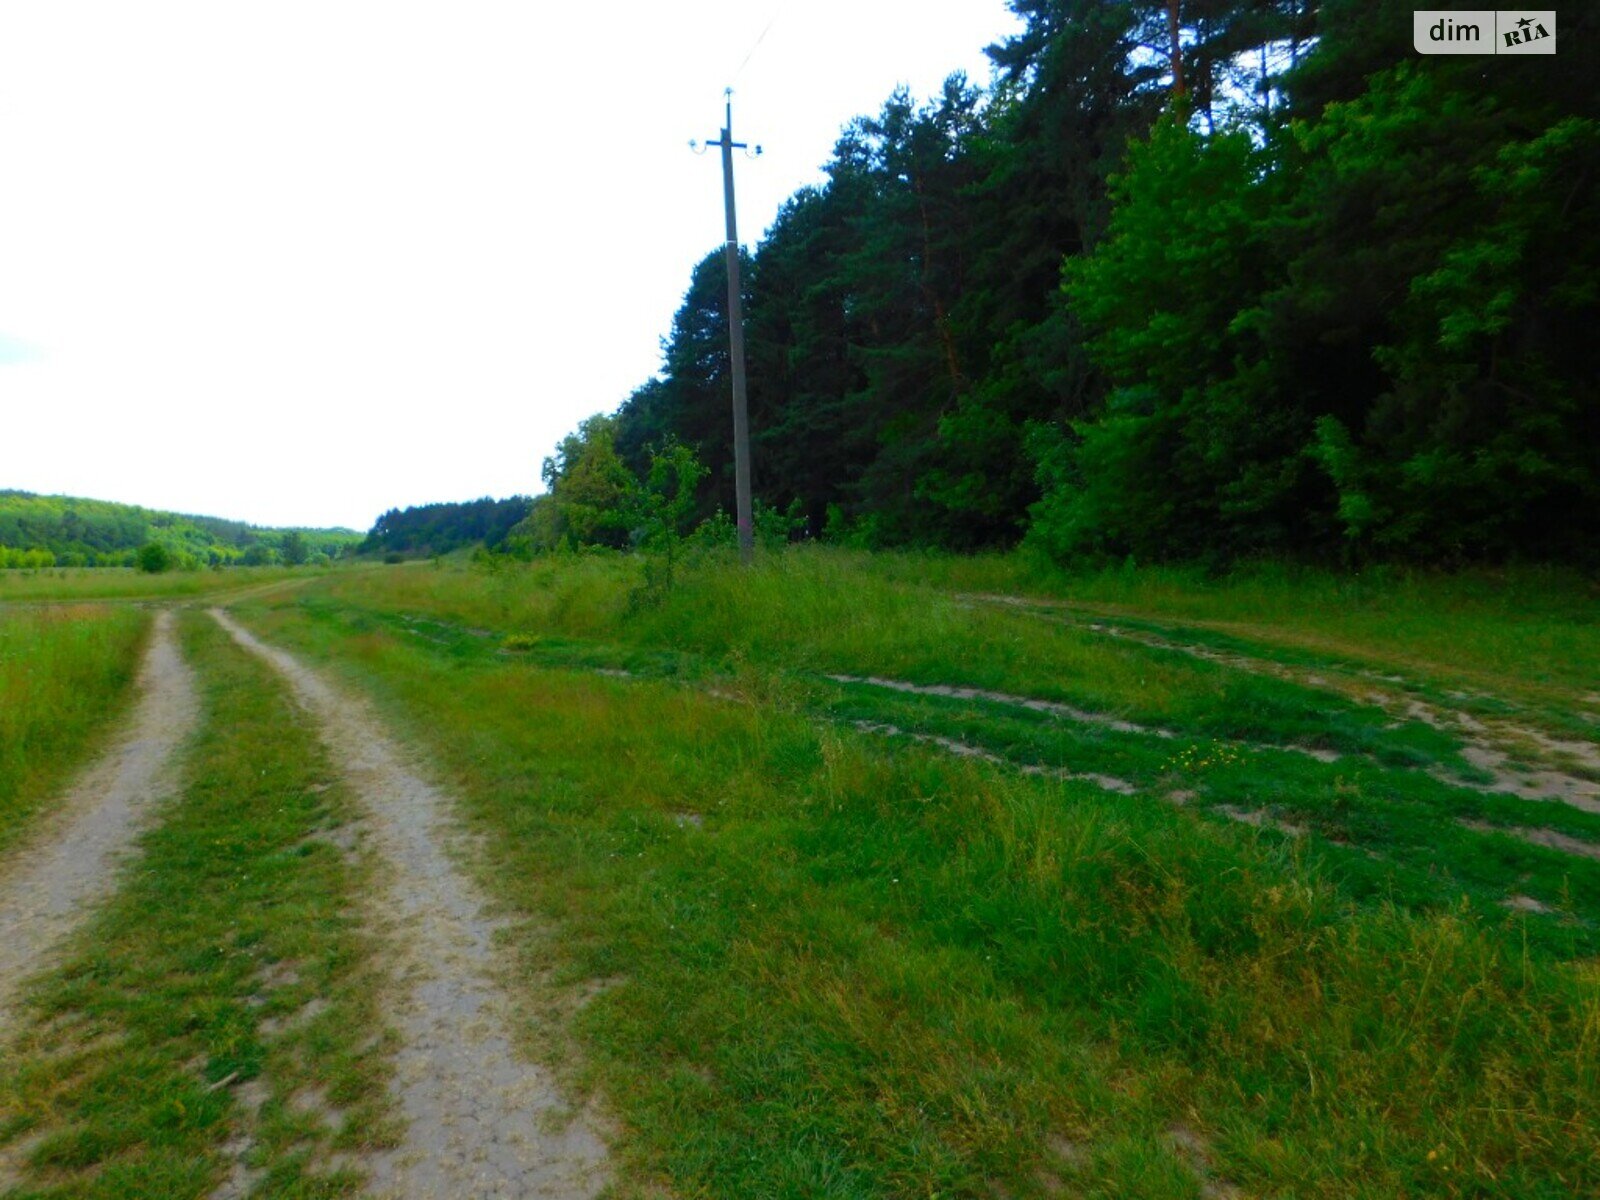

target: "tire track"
[209,609,609,1200]
[827,672,1342,763]
[965,594,1600,807]
[0,608,198,1041]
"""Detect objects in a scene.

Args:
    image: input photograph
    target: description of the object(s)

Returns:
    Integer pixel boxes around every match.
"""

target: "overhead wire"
[728,6,782,88]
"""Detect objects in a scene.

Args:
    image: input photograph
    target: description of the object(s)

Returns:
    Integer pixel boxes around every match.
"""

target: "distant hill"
[0,490,362,567]
[360,496,533,559]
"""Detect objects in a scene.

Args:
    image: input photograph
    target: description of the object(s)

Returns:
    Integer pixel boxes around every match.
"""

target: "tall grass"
[236,553,1600,1193]
[897,552,1600,704]
[0,606,149,856]
[302,551,1593,752]
[238,595,1600,1197]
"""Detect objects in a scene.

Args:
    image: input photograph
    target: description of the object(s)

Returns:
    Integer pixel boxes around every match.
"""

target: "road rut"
[0,608,198,1041]
[209,609,608,1200]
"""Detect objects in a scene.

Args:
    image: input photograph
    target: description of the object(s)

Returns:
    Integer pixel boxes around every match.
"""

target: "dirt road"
[0,609,198,1040]
[210,609,608,1200]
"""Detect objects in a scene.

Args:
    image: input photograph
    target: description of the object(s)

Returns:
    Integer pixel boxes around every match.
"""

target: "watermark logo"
[1414,10,1556,54]
[1499,11,1555,50]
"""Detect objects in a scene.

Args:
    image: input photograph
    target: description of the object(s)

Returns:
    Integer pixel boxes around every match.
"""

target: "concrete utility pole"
[700,91,759,564]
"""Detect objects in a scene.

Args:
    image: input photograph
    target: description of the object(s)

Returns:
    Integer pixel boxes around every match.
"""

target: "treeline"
[0,546,59,570]
[0,491,360,568]
[360,497,533,558]
[532,0,1597,565]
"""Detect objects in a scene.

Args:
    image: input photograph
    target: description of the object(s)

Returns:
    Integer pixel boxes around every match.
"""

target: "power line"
[729,8,781,85]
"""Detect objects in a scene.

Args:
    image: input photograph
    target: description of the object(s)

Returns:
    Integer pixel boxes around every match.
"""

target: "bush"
[136,542,172,574]
[240,543,278,566]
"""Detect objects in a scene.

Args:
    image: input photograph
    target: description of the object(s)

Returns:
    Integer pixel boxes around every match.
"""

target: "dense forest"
[361,497,533,558]
[530,0,1598,565]
[0,491,359,568]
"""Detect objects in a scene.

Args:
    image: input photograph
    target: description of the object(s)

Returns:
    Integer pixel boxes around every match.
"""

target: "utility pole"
[700,90,759,564]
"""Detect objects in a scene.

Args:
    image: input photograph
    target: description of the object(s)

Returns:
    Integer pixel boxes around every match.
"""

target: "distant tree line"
[360,497,533,558]
[532,0,1597,565]
[0,491,359,568]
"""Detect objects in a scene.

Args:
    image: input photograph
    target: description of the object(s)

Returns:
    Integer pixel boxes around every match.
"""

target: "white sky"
[0,1,1020,531]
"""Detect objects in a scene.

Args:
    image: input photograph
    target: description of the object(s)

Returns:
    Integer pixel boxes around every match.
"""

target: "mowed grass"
[0,606,148,858]
[0,612,392,1198]
[234,557,1600,1198]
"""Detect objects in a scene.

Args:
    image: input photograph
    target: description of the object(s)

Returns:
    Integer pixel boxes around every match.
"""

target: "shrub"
[137,542,172,574]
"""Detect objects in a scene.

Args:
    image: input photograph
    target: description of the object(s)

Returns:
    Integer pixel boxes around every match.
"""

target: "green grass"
[0,606,149,858]
[820,684,1600,934]
[0,566,344,605]
[0,612,392,1198]
[272,555,1600,931]
[226,553,1600,1198]
[288,552,1592,778]
[5,548,1593,1196]
[296,549,1600,711]
[898,553,1600,712]
[267,586,1600,944]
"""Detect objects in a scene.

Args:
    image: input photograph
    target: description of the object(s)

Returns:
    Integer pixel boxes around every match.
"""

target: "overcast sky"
[0,1,1020,531]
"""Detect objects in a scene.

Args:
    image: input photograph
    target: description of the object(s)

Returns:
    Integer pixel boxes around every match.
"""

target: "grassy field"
[301,552,1600,705]
[213,550,1600,1198]
[0,612,391,1198]
[889,553,1600,715]
[0,606,149,858]
[0,565,344,606]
